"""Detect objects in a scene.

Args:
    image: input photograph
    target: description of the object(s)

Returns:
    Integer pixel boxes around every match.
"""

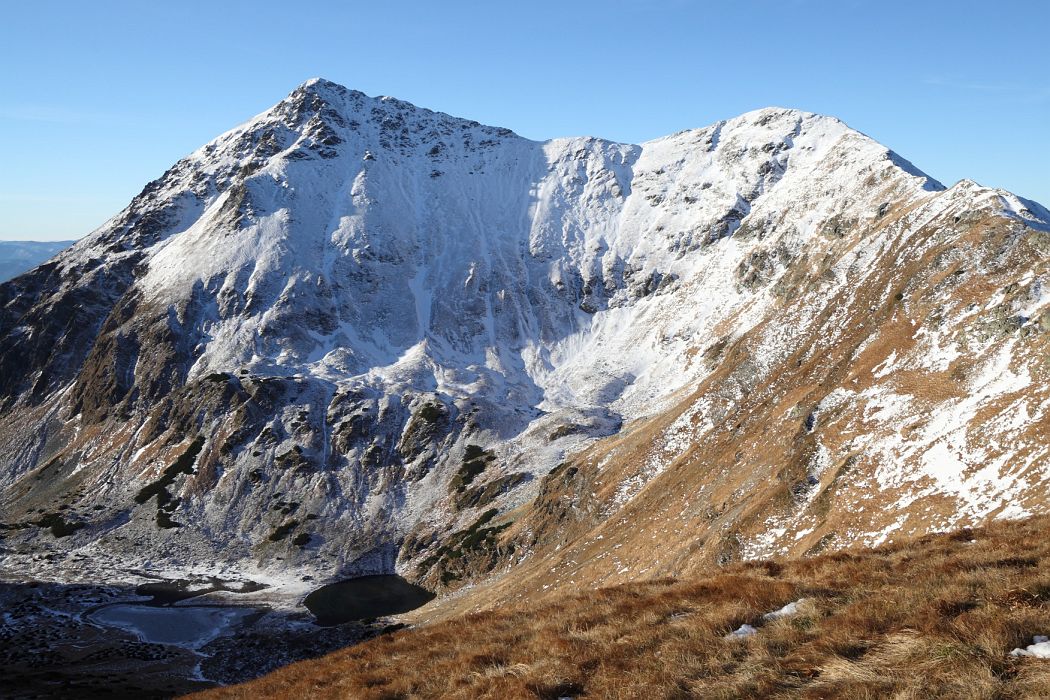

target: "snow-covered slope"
[0,79,1046,594]
[55,79,939,423]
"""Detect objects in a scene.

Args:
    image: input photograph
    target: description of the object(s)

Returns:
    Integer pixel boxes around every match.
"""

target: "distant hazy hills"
[0,240,76,282]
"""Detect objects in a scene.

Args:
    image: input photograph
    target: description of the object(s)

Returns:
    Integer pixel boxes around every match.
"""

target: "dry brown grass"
[190,516,1050,699]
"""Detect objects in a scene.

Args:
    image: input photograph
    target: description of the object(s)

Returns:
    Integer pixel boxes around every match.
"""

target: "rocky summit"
[1,78,1048,613]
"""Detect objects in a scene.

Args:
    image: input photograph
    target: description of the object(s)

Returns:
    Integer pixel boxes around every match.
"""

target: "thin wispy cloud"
[0,193,104,204]
[922,77,1050,103]
[0,104,126,125]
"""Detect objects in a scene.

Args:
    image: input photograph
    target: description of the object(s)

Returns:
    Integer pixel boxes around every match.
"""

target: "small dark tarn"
[304,575,435,625]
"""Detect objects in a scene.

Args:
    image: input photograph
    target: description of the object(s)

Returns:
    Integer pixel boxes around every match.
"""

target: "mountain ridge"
[0,80,1047,617]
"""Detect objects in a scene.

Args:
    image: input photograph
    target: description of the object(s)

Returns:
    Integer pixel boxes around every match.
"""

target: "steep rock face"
[0,79,1046,593]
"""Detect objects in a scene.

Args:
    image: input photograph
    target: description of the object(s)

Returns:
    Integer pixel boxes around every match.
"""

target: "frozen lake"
[88,603,258,647]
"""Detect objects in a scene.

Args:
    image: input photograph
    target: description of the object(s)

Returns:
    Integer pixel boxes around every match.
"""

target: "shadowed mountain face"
[0,240,75,282]
[0,79,1047,605]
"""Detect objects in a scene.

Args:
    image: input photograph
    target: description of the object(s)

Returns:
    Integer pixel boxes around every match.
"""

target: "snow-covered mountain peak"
[63,82,959,420]
[298,76,346,91]
[6,80,1045,590]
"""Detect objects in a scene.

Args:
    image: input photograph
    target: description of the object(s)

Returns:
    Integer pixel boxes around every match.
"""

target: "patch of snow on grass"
[1011,635,1050,658]
[763,599,806,620]
[725,623,757,639]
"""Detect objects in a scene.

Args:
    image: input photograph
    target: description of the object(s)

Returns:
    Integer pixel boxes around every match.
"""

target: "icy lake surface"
[88,604,257,647]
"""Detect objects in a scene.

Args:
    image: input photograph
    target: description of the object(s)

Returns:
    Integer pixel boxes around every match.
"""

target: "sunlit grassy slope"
[190,515,1050,699]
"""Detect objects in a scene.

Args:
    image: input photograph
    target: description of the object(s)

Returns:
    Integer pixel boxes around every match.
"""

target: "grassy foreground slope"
[192,516,1050,699]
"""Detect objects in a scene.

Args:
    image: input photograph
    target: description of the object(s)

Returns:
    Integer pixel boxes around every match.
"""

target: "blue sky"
[1,0,1046,241]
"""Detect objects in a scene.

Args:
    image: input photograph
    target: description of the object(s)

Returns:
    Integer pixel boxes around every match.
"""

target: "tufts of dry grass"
[190,516,1050,699]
